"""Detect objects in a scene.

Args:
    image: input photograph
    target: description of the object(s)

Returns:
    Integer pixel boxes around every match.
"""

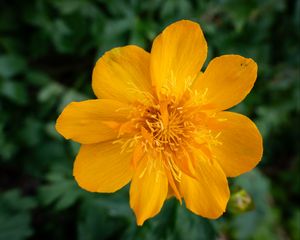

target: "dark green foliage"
[0,0,299,239]
[0,190,37,240]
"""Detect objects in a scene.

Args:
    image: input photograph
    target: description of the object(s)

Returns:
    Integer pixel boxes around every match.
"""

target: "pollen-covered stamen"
[138,100,196,153]
[117,91,223,189]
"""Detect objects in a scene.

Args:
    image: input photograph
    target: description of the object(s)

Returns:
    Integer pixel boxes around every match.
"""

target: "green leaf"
[19,117,43,147]
[288,209,300,240]
[0,79,28,105]
[38,82,64,103]
[0,55,26,78]
[0,120,17,161]
[122,199,217,240]
[78,191,131,240]
[0,190,37,240]
[171,204,217,240]
[230,170,280,240]
[38,165,84,211]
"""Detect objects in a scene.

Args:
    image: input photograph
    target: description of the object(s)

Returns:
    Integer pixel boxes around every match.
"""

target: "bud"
[227,187,254,214]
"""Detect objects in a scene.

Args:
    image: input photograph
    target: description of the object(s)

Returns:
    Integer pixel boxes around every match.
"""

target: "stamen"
[117,88,219,187]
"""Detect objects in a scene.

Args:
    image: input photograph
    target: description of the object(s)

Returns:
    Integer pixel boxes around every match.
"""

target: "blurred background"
[0,0,299,239]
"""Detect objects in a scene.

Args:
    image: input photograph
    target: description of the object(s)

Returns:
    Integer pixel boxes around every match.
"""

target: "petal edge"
[150,20,207,98]
[192,55,258,111]
[73,141,133,193]
[56,99,132,144]
[181,155,230,219]
[209,111,263,177]
[130,155,168,225]
[92,45,152,104]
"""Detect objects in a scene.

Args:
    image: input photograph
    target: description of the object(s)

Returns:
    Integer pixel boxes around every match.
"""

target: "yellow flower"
[56,20,263,225]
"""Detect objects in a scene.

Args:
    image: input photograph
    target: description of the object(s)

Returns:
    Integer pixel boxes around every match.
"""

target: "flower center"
[139,101,195,153]
[116,91,223,191]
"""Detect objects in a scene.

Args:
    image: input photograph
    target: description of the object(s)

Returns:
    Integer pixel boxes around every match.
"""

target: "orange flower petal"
[92,45,152,104]
[180,151,229,218]
[150,20,207,98]
[56,99,132,144]
[130,156,168,225]
[209,111,263,177]
[73,141,133,193]
[192,55,257,111]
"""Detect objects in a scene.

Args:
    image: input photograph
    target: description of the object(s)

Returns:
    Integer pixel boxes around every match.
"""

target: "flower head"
[56,20,263,225]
